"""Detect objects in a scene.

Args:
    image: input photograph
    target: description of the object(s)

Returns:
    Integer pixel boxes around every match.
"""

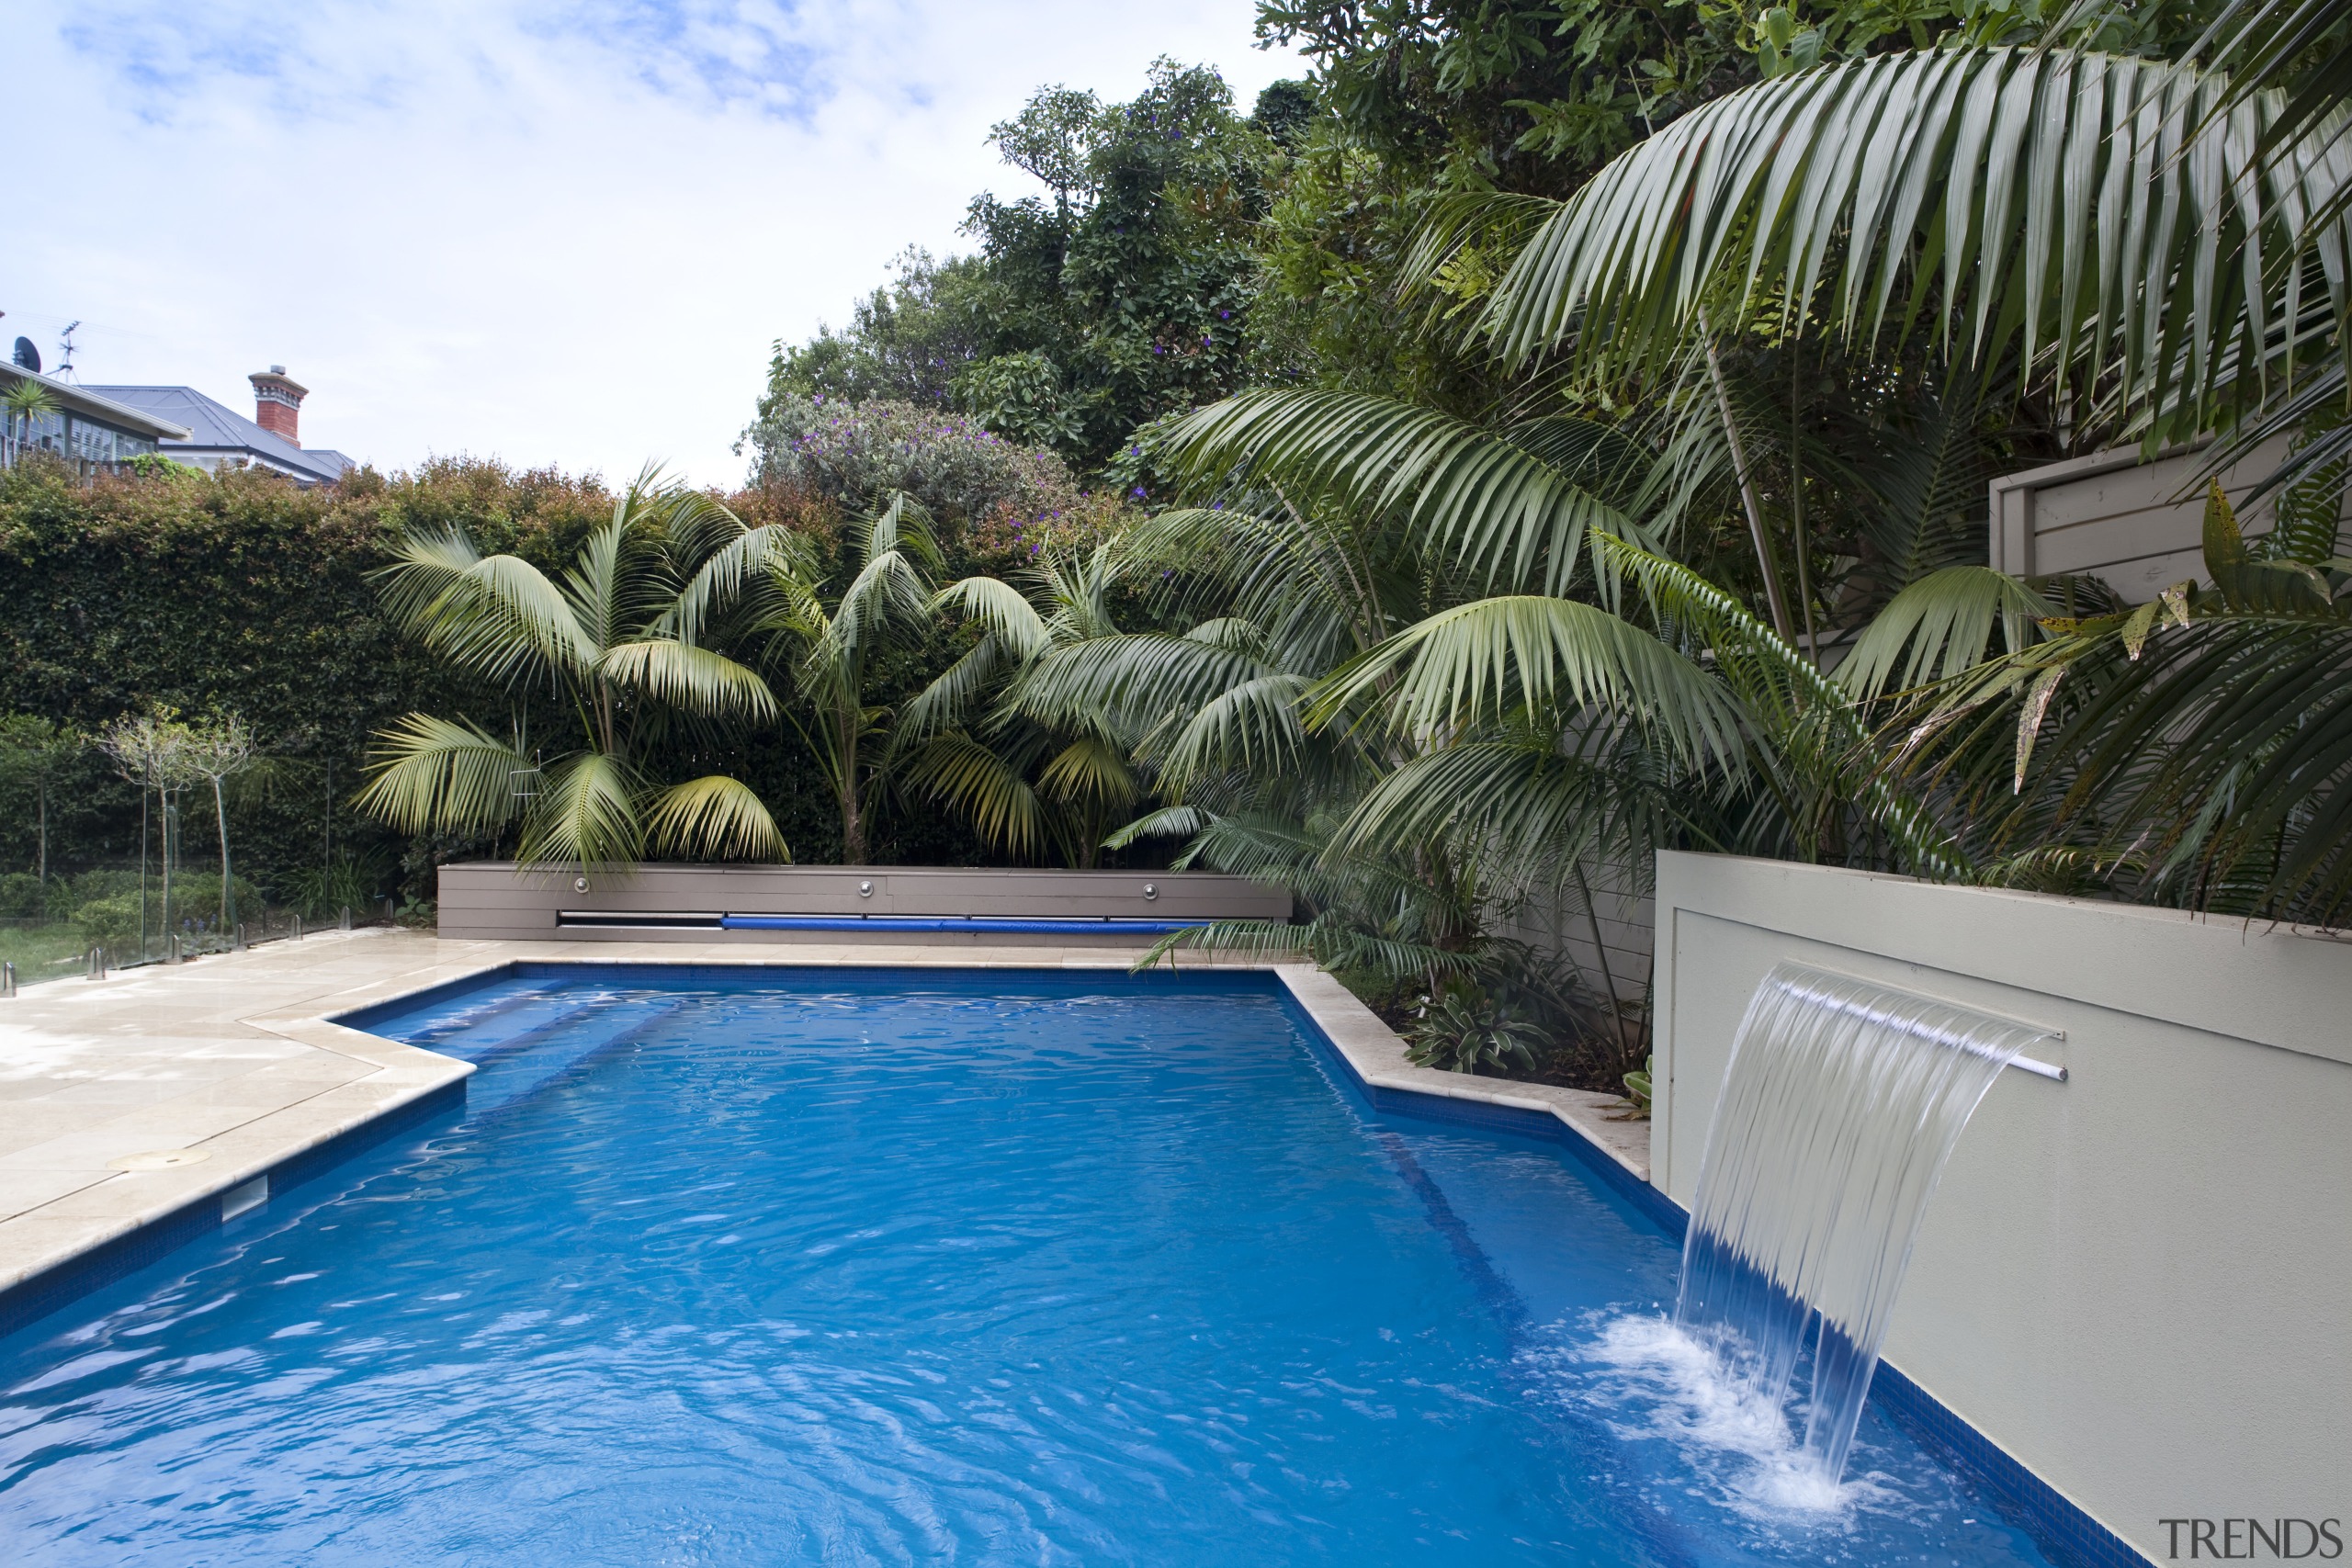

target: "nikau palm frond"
[642,775,786,862]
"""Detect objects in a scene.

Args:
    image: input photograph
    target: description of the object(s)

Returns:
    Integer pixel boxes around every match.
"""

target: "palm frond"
[1840,566,2055,698]
[1900,602,2352,924]
[1310,595,1747,769]
[642,774,787,862]
[898,637,1018,749]
[595,640,778,718]
[1594,531,1974,878]
[375,534,598,685]
[863,491,944,573]
[899,732,1047,858]
[1334,731,1703,883]
[1036,735,1139,809]
[1103,803,1210,850]
[935,575,1052,659]
[520,750,644,871]
[1171,389,1634,593]
[1482,47,2351,445]
[668,519,815,643]
[353,714,527,834]
[1153,673,1312,790]
[1011,633,1280,735]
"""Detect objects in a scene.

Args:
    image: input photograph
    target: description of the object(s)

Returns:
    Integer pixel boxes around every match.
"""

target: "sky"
[4,1,1306,487]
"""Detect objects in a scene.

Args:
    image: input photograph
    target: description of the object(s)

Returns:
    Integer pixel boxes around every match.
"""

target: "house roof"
[0,366,190,441]
[83,383,353,485]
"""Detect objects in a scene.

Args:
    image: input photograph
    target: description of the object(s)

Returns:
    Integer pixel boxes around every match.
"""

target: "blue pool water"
[0,967,2064,1565]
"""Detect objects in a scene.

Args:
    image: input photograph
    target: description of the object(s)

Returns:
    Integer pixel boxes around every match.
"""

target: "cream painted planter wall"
[1650,852,2352,1562]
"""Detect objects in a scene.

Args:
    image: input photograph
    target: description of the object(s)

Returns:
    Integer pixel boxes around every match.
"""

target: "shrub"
[1404,991,1545,1076]
[277,852,392,919]
[73,894,142,949]
[0,873,40,919]
[72,871,264,948]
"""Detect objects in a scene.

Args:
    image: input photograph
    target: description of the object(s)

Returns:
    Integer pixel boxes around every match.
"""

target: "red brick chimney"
[249,366,308,446]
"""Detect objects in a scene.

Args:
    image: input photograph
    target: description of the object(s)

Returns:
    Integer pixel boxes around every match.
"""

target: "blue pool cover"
[0,966,2069,1566]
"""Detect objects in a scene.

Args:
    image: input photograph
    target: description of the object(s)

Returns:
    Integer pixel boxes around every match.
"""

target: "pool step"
[461,998,688,1117]
[409,988,598,1061]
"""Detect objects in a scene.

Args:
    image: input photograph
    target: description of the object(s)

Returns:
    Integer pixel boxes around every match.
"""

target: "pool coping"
[0,935,2146,1568]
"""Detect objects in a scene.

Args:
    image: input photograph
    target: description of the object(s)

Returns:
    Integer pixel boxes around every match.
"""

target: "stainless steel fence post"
[338,906,352,931]
[2,961,16,998]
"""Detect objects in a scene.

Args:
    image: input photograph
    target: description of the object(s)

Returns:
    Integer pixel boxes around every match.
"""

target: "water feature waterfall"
[1673,962,2055,1485]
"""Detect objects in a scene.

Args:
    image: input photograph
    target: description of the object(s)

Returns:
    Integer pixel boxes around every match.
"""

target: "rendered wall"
[437,863,1290,945]
[1650,852,2352,1562]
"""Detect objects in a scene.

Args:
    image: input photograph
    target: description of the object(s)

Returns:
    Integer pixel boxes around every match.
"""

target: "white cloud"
[5,1,1304,485]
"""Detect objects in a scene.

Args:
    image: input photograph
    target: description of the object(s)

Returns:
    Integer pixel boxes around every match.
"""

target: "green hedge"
[0,458,607,897]
[0,456,992,891]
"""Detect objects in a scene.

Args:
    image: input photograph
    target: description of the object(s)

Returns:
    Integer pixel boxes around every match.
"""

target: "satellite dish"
[11,337,39,373]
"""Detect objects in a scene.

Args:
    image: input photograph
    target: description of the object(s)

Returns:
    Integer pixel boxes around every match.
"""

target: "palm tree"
[760,491,941,864]
[4,378,58,462]
[897,542,1146,867]
[975,403,1763,1044]
[357,468,796,873]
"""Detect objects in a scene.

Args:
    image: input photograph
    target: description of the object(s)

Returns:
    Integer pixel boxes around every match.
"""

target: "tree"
[97,711,194,954]
[756,249,996,412]
[0,715,82,887]
[357,468,797,873]
[898,542,1148,866]
[757,62,1278,472]
[761,491,943,863]
[4,378,59,457]
[180,714,256,935]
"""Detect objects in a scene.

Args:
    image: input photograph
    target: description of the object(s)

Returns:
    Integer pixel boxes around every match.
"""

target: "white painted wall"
[1651,852,2352,1562]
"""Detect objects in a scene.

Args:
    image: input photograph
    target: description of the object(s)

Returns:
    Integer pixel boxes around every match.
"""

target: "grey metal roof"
[83,384,352,484]
[0,366,190,440]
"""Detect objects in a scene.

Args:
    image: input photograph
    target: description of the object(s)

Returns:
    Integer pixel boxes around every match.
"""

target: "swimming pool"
[0,966,2066,1564]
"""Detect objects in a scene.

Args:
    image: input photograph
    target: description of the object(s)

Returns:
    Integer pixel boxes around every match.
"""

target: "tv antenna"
[55,321,80,381]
